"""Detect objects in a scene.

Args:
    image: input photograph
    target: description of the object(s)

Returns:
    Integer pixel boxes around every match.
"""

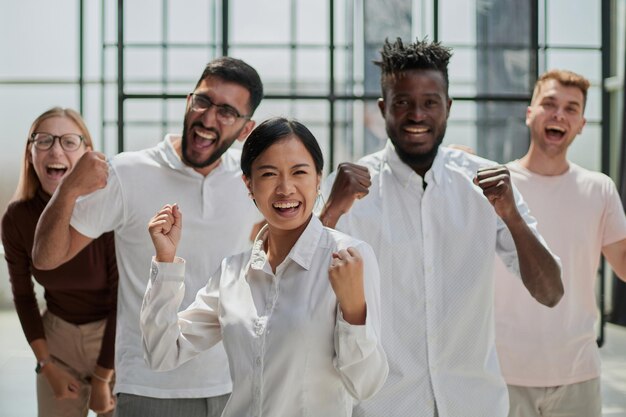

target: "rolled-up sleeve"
[140,257,223,371]
[334,242,388,400]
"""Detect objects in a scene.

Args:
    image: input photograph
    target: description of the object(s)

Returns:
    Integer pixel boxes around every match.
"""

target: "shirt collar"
[248,215,324,274]
[158,134,225,177]
[383,139,444,188]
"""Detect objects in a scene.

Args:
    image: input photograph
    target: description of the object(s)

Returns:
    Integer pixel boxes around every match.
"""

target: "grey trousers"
[114,393,230,417]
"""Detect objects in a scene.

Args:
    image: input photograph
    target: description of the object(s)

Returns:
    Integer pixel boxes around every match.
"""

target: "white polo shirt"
[326,141,543,417]
[71,135,261,398]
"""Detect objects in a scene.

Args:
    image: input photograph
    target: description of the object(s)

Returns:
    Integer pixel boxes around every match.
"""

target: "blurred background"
[1,0,625,415]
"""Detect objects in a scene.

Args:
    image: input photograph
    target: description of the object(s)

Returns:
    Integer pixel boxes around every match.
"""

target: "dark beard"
[181,116,228,169]
[394,132,445,172]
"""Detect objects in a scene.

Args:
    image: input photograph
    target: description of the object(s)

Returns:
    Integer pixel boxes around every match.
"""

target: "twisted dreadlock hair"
[374,37,453,98]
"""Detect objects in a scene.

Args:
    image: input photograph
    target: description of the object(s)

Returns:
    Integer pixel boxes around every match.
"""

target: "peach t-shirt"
[494,160,626,387]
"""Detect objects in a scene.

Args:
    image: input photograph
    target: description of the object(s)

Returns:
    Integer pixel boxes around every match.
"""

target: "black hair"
[374,37,453,97]
[194,57,264,115]
[241,117,324,178]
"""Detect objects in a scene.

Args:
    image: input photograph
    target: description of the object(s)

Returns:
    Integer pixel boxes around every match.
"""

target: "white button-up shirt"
[327,141,542,417]
[140,216,388,417]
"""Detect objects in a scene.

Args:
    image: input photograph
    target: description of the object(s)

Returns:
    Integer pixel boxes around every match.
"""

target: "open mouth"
[192,128,217,149]
[272,201,302,215]
[46,163,68,179]
[545,125,566,141]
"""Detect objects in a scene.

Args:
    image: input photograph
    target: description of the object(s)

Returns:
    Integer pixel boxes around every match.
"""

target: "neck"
[519,143,569,176]
[265,216,311,273]
[171,137,222,177]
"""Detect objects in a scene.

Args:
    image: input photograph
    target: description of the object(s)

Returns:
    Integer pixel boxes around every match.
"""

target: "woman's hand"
[148,204,182,263]
[89,377,115,414]
[329,247,367,325]
[42,362,81,400]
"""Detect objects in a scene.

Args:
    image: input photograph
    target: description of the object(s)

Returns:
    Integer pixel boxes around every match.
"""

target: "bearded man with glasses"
[32,57,264,417]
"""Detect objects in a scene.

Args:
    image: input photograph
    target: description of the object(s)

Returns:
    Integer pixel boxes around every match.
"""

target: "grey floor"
[1,309,625,417]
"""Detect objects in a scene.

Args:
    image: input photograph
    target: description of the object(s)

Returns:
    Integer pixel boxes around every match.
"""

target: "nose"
[199,104,219,125]
[48,138,65,155]
[552,106,566,121]
[276,176,295,196]
[408,104,427,122]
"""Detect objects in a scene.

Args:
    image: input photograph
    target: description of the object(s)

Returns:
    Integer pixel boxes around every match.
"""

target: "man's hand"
[320,163,371,228]
[59,151,109,199]
[474,165,519,222]
[329,247,366,325]
[148,204,182,263]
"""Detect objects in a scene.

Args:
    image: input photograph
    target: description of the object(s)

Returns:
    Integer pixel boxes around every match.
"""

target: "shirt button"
[256,357,262,366]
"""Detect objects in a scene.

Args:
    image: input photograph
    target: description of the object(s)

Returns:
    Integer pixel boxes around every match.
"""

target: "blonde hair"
[12,107,93,202]
[531,69,590,110]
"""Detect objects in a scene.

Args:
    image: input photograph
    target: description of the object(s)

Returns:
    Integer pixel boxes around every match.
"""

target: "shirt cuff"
[150,256,185,283]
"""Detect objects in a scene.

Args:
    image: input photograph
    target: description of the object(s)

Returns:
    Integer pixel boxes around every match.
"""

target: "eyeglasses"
[188,93,250,126]
[29,132,84,152]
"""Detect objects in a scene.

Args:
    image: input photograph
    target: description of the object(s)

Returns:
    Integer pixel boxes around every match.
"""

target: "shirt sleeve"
[140,257,222,372]
[333,241,388,400]
[601,179,626,246]
[96,232,118,369]
[1,209,45,344]
[71,162,124,238]
[494,182,559,278]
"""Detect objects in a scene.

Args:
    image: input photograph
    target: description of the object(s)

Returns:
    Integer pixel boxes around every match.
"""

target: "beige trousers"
[37,311,114,417]
[507,378,601,417]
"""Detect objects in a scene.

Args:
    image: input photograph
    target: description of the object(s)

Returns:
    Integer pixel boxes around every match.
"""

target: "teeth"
[273,201,299,209]
[196,130,216,140]
[47,164,67,169]
[546,125,565,133]
[406,127,429,134]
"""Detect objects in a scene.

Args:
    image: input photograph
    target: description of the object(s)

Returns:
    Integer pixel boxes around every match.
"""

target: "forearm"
[30,338,51,362]
[319,203,343,229]
[505,214,563,307]
[32,184,81,269]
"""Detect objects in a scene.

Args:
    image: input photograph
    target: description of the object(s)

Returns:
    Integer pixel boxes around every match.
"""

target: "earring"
[248,192,253,198]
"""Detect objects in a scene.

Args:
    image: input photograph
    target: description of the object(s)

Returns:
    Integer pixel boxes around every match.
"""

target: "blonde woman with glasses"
[1,107,118,416]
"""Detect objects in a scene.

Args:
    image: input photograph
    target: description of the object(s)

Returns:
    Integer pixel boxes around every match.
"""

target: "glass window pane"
[1,0,78,78]
[448,48,477,97]
[125,99,163,123]
[231,0,290,44]
[547,0,600,47]
[167,0,216,44]
[167,49,214,87]
[439,0,476,44]
[125,49,163,88]
[230,48,291,94]
[296,1,328,44]
[296,50,329,94]
[546,49,601,84]
[124,0,162,43]
[475,101,529,163]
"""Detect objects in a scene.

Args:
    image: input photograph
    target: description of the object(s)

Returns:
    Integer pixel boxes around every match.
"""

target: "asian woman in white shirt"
[140,117,388,417]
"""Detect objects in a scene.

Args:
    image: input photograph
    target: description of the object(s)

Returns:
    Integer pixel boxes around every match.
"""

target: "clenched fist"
[148,204,182,263]
[329,247,366,325]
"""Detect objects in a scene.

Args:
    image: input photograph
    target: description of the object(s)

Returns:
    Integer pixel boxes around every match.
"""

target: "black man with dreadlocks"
[319,38,563,417]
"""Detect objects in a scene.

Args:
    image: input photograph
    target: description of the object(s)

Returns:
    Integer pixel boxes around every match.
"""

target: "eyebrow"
[541,96,582,107]
[256,163,312,170]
